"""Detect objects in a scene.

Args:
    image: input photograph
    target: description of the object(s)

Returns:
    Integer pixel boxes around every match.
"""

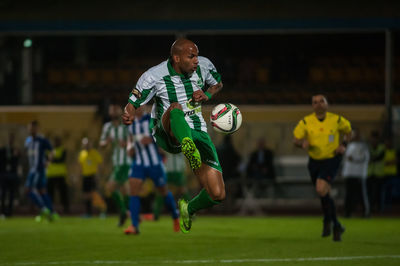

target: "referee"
[293,94,352,241]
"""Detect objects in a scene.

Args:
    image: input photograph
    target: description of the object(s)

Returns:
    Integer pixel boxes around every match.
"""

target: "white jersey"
[128,56,221,133]
[342,141,370,179]
[100,121,131,166]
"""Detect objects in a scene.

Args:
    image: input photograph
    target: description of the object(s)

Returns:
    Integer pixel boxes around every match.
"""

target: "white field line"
[1,255,400,265]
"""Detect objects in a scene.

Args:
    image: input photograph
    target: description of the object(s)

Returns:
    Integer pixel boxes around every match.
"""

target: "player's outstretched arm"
[122,103,136,125]
[192,82,223,103]
[207,82,223,97]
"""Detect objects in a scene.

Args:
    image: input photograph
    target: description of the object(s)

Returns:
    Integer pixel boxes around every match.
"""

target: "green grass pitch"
[0,216,399,266]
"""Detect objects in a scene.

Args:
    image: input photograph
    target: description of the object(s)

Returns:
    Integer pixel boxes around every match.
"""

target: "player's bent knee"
[316,187,327,197]
[209,187,226,201]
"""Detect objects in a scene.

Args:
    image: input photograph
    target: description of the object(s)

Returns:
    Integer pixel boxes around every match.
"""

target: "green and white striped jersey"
[100,121,131,166]
[128,56,221,133]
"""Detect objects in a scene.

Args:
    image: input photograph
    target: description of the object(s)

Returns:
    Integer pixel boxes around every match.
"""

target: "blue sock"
[129,196,140,228]
[164,191,179,219]
[29,190,45,209]
[41,193,54,213]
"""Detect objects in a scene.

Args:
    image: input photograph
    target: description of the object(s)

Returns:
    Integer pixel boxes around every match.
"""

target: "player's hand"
[128,147,135,157]
[122,103,135,125]
[192,90,208,103]
[302,140,310,150]
[335,144,346,155]
[141,136,153,145]
[119,140,127,148]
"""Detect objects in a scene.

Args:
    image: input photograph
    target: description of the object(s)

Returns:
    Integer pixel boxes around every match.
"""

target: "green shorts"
[110,164,130,185]
[167,172,186,186]
[154,125,222,172]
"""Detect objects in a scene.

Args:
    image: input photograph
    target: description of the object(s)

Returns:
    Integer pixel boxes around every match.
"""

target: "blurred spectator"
[381,138,398,211]
[341,129,370,217]
[237,138,276,215]
[367,130,385,212]
[0,133,21,217]
[217,135,241,180]
[78,137,106,217]
[46,136,70,214]
[217,135,242,212]
[246,137,275,182]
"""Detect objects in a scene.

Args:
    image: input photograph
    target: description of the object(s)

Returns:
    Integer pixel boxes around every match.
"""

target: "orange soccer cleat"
[173,218,180,232]
[124,225,139,235]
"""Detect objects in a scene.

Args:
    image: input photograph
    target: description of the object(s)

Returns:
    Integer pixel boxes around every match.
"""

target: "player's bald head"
[170,38,197,57]
[170,38,199,75]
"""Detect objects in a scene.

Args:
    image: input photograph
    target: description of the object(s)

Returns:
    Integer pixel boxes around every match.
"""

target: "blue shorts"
[307,155,342,185]
[129,163,166,187]
[25,169,47,189]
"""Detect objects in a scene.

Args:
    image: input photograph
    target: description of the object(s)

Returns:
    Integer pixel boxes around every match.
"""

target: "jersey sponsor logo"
[185,100,202,117]
[184,109,197,117]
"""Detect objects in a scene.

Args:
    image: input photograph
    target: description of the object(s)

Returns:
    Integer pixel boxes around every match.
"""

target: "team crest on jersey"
[196,79,203,88]
[131,88,142,99]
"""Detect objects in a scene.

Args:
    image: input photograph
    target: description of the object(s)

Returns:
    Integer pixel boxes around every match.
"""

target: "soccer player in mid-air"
[124,106,179,234]
[122,38,224,233]
[293,94,352,241]
[100,104,131,227]
[24,120,56,222]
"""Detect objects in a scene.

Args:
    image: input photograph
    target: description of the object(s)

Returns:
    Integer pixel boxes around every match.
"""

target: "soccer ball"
[210,103,242,134]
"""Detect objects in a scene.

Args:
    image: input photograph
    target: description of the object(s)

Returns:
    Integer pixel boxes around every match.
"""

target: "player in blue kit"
[124,106,179,234]
[24,121,56,221]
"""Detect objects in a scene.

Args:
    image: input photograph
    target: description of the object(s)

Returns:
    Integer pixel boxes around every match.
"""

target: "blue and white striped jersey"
[25,135,53,172]
[129,113,162,167]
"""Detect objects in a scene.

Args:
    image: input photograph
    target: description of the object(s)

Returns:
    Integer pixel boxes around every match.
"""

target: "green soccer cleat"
[50,212,60,222]
[35,208,51,222]
[181,137,201,171]
[178,199,192,234]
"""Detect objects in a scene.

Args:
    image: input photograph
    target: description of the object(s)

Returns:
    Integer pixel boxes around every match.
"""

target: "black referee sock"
[328,196,340,227]
[320,195,332,223]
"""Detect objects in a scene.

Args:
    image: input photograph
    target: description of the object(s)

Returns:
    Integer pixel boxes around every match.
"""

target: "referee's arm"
[293,119,309,150]
[335,116,352,154]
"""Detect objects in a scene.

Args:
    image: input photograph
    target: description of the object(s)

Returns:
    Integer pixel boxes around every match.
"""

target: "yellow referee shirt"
[293,112,351,160]
[78,149,103,176]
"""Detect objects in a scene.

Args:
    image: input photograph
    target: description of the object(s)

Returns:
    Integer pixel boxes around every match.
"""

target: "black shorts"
[307,155,342,185]
[82,175,96,192]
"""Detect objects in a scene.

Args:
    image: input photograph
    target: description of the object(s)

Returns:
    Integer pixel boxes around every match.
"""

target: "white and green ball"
[210,103,242,134]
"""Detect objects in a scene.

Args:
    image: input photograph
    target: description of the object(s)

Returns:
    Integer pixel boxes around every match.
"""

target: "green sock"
[124,195,129,209]
[170,108,192,143]
[182,191,190,201]
[153,194,164,220]
[188,189,221,216]
[112,191,126,214]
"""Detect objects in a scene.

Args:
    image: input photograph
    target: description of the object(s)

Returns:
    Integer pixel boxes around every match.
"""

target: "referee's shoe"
[333,224,345,242]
